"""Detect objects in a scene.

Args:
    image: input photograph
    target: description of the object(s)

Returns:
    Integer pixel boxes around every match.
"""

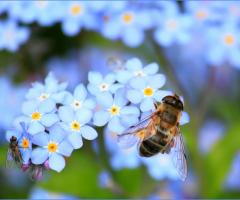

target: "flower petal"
[39,99,56,114]
[140,98,155,112]
[148,74,166,89]
[49,124,67,143]
[80,125,98,140]
[28,121,45,135]
[58,106,74,123]
[68,132,83,149]
[143,63,159,75]
[126,89,143,104]
[108,117,125,133]
[93,111,110,126]
[49,153,65,172]
[74,84,87,101]
[129,77,146,90]
[22,101,38,115]
[32,132,49,146]
[41,113,59,127]
[76,108,92,125]
[180,111,190,125]
[58,140,73,157]
[121,106,140,116]
[153,90,173,102]
[31,148,48,164]
[114,89,128,107]
[104,73,116,84]
[125,57,142,72]
[83,99,96,110]
[6,130,21,142]
[96,92,113,108]
[88,71,103,84]
[20,149,31,164]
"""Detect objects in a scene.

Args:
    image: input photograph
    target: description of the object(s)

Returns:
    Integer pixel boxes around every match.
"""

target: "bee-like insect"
[6,136,22,168]
[118,94,188,181]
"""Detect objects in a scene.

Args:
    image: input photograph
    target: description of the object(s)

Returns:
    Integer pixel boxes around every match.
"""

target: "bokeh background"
[0,1,240,199]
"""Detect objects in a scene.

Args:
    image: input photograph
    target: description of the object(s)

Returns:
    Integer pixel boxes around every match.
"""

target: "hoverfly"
[6,123,45,181]
[118,94,188,181]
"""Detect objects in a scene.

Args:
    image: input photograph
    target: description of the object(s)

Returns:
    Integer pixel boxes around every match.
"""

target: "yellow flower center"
[21,138,29,149]
[71,120,81,131]
[109,105,120,116]
[195,9,208,20]
[143,87,154,97]
[70,4,82,16]
[39,93,49,101]
[72,100,82,109]
[224,34,235,46]
[166,19,178,30]
[122,12,134,24]
[99,83,109,91]
[47,142,58,153]
[31,111,42,121]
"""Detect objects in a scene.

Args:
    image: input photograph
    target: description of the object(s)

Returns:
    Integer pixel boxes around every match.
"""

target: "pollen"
[71,120,81,131]
[31,111,42,121]
[143,87,154,97]
[224,34,235,46]
[39,93,49,101]
[21,137,29,149]
[72,100,82,109]
[108,105,120,116]
[70,4,82,16]
[195,10,208,20]
[99,83,109,91]
[47,142,58,153]
[122,12,134,24]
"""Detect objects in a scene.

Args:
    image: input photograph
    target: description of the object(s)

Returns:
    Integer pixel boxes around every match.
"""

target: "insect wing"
[117,113,156,149]
[6,148,21,169]
[170,133,187,181]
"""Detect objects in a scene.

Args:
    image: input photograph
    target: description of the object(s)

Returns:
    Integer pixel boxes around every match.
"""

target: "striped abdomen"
[139,130,170,157]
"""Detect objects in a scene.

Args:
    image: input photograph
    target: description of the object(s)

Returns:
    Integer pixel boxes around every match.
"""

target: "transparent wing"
[170,133,187,181]
[5,149,20,169]
[117,113,156,149]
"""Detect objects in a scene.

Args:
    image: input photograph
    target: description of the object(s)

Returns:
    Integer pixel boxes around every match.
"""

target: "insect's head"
[10,136,17,142]
[162,94,184,110]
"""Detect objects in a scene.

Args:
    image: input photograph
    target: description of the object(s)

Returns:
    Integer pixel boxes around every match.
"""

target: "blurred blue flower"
[198,120,225,154]
[87,71,119,96]
[115,58,159,84]
[205,23,240,68]
[46,54,87,90]
[0,20,30,52]
[98,170,114,188]
[6,122,32,164]
[31,124,73,172]
[141,153,179,181]
[154,12,193,47]
[225,152,240,189]
[58,105,98,149]
[104,130,141,170]
[29,187,79,200]
[93,89,140,133]
[60,1,97,36]
[126,74,167,112]
[26,72,68,104]
[21,99,58,135]
[0,77,27,130]
[100,8,153,47]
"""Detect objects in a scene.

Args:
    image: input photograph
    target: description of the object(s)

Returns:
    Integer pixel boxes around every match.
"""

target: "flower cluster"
[1,1,240,69]
[0,1,240,67]
[6,57,189,181]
